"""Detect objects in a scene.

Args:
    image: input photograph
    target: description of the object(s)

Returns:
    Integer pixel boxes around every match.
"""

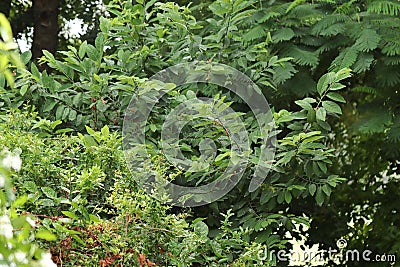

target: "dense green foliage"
[0,0,399,266]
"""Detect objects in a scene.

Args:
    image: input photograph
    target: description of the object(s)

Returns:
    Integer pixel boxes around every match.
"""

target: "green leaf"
[72,93,82,107]
[315,187,324,206]
[317,161,327,174]
[322,184,332,196]
[284,191,292,204]
[68,109,77,121]
[215,152,230,162]
[101,125,109,137]
[309,184,316,196]
[317,72,335,95]
[307,109,316,122]
[96,100,107,112]
[326,92,346,103]
[61,211,78,220]
[21,51,32,64]
[62,107,70,120]
[85,125,96,136]
[36,230,57,241]
[20,85,28,96]
[31,63,40,79]
[322,101,342,114]
[316,107,326,121]
[194,221,209,237]
[95,33,105,51]
[79,41,87,59]
[295,98,316,110]
[277,150,296,165]
[55,105,64,120]
[43,99,57,112]
[317,120,331,131]
[24,181,38,193]
[41,187,57,199]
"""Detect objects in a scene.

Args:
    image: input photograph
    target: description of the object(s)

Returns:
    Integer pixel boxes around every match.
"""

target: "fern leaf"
[243,25,265,42]
[352,107,392,134]
[387,117,400,143]
[283,71,317,97]
[382,55,400,65]
[354,28,381,52]
[256,10,281,23]
[381,38,400,56]
[316,36,348,54]
[367,0,400,16]
[299,36,325,47]
[329,46,359,71]
[272,28,295,43]
[335,0,358,15]
[375,63,400,87]
[282,44,319,67]
[286,0,307,14]
[352,53,374,73]
[311,14,349,36]
[272,62,297,85]
[351,86,380,96]
[290,4,322,19]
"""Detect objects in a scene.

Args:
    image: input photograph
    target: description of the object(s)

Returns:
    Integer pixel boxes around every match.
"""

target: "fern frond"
[352,53,374,73]
[286,0,307,14]
[282,44,319,67]
[316,36,349,54]
[368,16,400,27]
[375,63,400,87]
[382,56,400,65]
[272,62,297,85]
[299,36,325,47]
[311,14,349,36]
[274,2,292,16]
[290,4,322,20]
[329,46,359,71]
[354,28,381,52]
[335,0,358,15]
[243,25,266,42]
[351,86,380,96]
[381,38,400,56]
[387,117,400,143]
[283,71,317,97]
[255,10,281,23]
[367,0,400,16]
[272,28,295,43]
[352,107,392,134]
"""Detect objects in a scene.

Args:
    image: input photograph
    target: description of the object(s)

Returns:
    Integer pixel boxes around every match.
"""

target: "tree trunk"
[32,0,60,70]
[0,0,11,17]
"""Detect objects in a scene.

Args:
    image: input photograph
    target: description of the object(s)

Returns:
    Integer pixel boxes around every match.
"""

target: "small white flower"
[10,251,28,264]
[2,154,22,172]
[37,252,56,267]
[0,215,13,239]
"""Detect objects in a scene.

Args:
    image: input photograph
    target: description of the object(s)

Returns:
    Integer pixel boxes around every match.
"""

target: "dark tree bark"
[32,0,60,70]
[0,0,11,17]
